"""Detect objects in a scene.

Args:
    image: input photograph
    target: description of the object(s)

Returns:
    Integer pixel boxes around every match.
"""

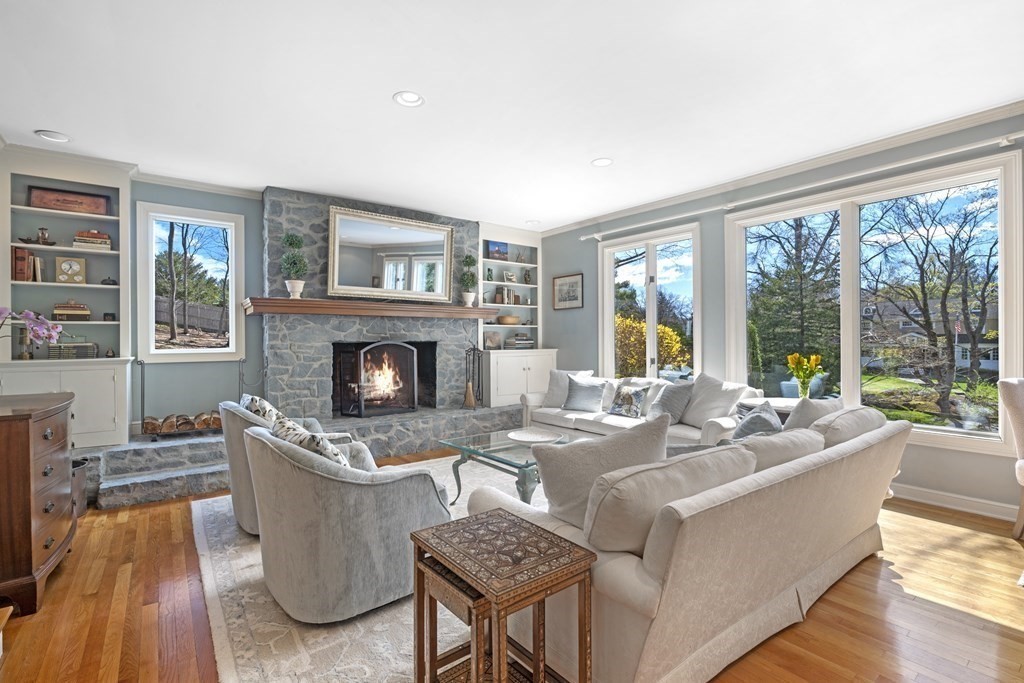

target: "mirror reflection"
[328,207,452,301]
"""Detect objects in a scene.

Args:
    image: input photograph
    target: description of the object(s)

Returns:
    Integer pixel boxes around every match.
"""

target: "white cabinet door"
[525,352,556,394]
[0,370,62,395]
[61,369,118,436]
[493,354,530,400]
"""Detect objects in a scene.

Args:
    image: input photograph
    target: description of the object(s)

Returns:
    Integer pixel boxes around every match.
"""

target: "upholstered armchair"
[243,426,452,623]
[219,401,369,535]
[997,379,1024,539]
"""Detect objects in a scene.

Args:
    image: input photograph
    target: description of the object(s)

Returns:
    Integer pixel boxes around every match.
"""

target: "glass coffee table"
[439,429,590,505]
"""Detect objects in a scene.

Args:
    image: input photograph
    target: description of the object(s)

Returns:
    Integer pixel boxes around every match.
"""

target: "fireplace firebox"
[332,341,437,417]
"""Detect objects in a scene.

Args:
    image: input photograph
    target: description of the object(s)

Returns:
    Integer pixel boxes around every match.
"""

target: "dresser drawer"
[32,411,69,457]
[32,446,71,495]
[32,498,73,570]
[32,483,72,536]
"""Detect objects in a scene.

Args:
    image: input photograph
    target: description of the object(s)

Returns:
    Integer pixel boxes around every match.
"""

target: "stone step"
[101,435,226,478]
[97,462,229,509]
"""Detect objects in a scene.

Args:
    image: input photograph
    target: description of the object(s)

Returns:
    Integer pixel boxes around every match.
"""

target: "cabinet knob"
[44,536,55,550]
[42,465,54,477]
[44,501,55,514]
[43,427,54,440]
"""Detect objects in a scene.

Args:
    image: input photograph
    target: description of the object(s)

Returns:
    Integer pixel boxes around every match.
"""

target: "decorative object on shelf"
[105,347,115,358]
[17,327,31,359]
[0,307,62,346]
[17,236,55,246]
[38,227,49,242]
[494,292,503,304]
[74,229,112,251]
[459,253,478,307]
[48,337,100,359]
[280,232,308,299]
[514,249,526,263]
[56,256,87,283]
[463,344,483,409]
[514,294,521,305]
[483,331,502,350]
[103,312,116,321]
[371,275,381,288]
[484,240,509,261]
[486,267,493,281]
[503,271,517,283]
[524,269,532,284]
[53,300,91,321]
[496,315,521,325]
[786,352,825,398]
[526,296,533,305]
[100,276,118,285]
[27,186,110,215]
[552,272,584,310]
[507,427,565,444]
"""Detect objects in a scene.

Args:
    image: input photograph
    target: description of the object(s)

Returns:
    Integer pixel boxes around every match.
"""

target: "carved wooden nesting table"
[412,508,597,682]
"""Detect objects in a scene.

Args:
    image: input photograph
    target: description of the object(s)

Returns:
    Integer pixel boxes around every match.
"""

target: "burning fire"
[362,351,404,402]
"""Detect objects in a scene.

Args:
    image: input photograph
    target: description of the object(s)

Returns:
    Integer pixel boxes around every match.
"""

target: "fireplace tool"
[464,343,483,410]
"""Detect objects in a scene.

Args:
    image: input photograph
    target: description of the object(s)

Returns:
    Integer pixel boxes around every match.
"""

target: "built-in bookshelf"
[477,234,542,352]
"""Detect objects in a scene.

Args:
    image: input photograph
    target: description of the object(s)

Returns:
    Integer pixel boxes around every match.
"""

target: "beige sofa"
[469,409,910,682]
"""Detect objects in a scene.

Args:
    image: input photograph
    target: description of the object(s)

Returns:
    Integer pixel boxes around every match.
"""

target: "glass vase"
[797,377,812,399]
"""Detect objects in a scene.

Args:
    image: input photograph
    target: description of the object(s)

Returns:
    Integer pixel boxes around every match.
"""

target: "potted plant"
[281,233,309,299]
[460,253,478,307]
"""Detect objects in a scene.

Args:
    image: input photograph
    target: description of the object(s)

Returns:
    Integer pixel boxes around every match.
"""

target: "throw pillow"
[533,413,671,527]
[562,375,607,412]
[541,369,595,409]
[583,443,756,555]
[731,401,783,440]
[272,414,350,466]
[740,428,825,471]
[608,385,649,418]
[782,397,845,430]
[648,381,694,423]
[809,406,887,448]
[620,377,672,415]
[680,374,750,429]
[240,393,281,423]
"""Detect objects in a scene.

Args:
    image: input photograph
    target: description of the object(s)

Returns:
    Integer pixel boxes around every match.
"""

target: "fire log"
[194,412,211,430]
[160,415,177,433]
[210,411,222,430]
[175,414,196,432]
[143,416,161,434]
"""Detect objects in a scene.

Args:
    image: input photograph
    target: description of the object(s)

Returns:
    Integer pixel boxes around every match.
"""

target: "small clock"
[55,257,87,284]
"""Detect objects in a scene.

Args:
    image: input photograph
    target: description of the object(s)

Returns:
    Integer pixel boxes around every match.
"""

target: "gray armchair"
[243,426,452,623]
[219,401,368,535]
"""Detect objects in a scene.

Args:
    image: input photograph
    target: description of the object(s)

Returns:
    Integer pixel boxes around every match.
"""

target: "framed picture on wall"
[552,273,583,310]
[485,240,509,261]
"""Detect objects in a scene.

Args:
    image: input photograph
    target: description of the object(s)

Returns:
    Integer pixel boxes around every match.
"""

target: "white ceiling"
[2,1,1022,232]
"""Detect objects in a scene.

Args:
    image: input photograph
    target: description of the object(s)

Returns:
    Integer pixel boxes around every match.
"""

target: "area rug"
[192,456,548,682]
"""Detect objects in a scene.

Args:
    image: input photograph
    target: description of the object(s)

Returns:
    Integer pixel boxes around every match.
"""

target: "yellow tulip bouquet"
[786,352,825,399]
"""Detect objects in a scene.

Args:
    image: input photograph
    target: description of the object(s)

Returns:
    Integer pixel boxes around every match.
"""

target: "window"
[599,226,698,379]
[411,256,444,294]
[382,257,407,290]
[727,152,1021,451]
[136,202,245,363]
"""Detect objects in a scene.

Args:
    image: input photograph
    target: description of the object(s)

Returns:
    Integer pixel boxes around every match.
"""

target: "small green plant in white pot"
[459,254,478,307]
[281,233,309,299]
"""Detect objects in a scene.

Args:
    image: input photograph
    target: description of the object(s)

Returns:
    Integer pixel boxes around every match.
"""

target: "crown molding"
[543,99,1024,238]
[132,171,264,200]
[0,143,139,173]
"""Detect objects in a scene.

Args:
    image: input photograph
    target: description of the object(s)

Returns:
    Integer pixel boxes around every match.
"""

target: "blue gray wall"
[130,181,265,421]
[542,112,1024,509]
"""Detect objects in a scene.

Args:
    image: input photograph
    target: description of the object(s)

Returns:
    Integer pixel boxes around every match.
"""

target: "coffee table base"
[450,453,539,506]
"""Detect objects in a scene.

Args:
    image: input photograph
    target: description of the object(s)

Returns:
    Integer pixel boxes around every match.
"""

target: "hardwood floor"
[1,485,1022,682]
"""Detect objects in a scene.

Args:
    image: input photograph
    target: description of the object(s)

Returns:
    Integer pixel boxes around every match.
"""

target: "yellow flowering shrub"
[614,314,690,378]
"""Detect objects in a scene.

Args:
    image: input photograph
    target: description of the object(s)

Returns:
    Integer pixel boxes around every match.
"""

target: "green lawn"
[860,374,919,393]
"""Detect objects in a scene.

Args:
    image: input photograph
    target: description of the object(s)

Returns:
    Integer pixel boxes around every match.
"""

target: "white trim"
[544,100,1024,238]
[136,201,246,363]
[132,172,264,201]
[890,483,1018,522]
[2,143,138,173]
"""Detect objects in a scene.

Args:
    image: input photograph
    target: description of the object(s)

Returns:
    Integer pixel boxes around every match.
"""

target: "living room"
[1,2,1024,682]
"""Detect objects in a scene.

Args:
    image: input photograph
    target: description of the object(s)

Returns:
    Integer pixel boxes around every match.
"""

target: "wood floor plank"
[138,602,160,683]
[97,562,133,683]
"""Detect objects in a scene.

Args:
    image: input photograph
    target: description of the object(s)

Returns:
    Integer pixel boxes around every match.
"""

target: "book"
[76,229,111,240]
[73,241,112,251]
[32,256,44,283]
[73,236,111,243]
[12,247,29,281]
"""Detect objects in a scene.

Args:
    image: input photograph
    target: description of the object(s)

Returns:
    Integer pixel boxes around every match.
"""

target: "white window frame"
[411,255,444,294]
[136,201,246,363]
[725,151,1021,456]
[382,256,407,290]
[597,223,701,378]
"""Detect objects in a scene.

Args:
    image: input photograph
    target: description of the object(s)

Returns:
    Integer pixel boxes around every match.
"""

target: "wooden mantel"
[242,297,500,319]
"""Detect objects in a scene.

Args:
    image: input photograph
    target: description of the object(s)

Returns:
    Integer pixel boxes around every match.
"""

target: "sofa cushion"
[731,401,782,440]
[271,414,350,466]
[542,369,595,408]
[533,414,671,527]
[740,428,825,471]
[680,374,750,428]
[563,375,607,412]
[573,413,645,436]
[608,384,649,418]
[665,422,705,443]
[809,406,888,448]
[621,377,672,415]
[783,397,845,430]
[583,444,756,555]
[647,381,694,423]
[531,408,605,430]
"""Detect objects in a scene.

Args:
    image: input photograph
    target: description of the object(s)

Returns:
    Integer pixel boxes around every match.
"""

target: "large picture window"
[727,152,1020,451]
[136,202,245,363]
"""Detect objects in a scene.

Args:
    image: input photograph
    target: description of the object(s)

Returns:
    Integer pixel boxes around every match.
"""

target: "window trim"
[136,201,246,363]
[597,223,701,378]
[725,151,1021,456]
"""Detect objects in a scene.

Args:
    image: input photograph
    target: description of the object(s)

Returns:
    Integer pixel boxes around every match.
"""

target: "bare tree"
[216,228,230,337]
[167,222,178,341]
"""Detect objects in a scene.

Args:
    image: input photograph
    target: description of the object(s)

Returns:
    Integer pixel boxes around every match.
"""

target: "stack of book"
[494,286,521,306]
[73,230,112,251]
[10,247,44,282]
[53,301,92,321]
[504,333,535,349]
[48,341,99,360]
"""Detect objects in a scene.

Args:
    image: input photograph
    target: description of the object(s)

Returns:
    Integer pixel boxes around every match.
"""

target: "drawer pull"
[43,427,54,440]
[44,501,55,514]
[43,465,54,477]
[44,536,55,550]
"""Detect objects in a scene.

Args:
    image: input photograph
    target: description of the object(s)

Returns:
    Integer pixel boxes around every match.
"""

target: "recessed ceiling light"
[525,220,541,226]
[393,91,425,107]
[34,129,71,143]
[590,157,614,167]
[390,226,400,230]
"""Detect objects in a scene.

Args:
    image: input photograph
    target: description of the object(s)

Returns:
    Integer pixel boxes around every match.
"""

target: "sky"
[614,240,695,310]
[154,220,231,279]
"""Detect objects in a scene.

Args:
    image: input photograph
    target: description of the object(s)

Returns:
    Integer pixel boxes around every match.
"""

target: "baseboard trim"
[890,483,1018,522]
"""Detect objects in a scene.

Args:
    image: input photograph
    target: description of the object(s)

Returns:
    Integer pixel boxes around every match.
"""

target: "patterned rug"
[192,455,548,682]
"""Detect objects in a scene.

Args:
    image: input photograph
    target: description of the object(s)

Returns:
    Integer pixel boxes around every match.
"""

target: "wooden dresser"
[0,392,76,616]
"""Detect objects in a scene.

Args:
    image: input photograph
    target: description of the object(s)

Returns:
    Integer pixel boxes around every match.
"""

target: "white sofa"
[521,374,763,445]
[469,408,910,682]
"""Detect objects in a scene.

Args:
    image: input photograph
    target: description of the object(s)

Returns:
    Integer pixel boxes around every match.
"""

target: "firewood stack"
[142,410,222,435]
